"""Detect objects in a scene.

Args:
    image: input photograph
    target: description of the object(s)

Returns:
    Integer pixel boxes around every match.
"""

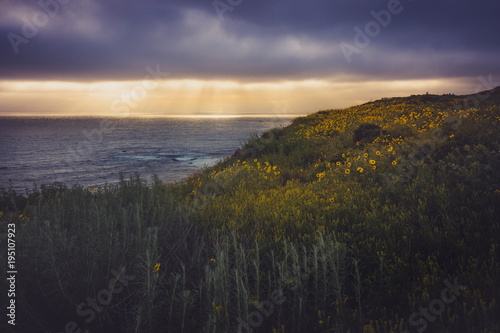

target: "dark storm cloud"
[0,0,499,81]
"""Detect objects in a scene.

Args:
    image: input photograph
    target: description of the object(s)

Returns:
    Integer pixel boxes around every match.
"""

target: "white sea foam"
[0,116,293,192]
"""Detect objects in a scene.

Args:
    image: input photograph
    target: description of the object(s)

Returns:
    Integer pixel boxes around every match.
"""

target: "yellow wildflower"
[152,263,160,272]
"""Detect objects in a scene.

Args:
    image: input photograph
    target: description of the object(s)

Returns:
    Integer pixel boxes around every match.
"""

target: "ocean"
[0,116,295,193]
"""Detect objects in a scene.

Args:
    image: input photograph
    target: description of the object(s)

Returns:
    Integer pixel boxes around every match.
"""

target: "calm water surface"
[0,116,294,193]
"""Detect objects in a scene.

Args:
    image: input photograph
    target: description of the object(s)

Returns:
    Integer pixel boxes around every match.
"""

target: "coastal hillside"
[1,89,500,332]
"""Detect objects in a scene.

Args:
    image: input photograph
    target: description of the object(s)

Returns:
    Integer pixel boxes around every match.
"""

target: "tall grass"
[1,93,499,332]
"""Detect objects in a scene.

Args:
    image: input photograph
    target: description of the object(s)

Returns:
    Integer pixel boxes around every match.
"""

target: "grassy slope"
[1,91,499,332]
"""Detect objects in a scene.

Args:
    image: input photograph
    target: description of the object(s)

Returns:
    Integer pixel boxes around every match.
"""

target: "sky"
[0,0,499,117]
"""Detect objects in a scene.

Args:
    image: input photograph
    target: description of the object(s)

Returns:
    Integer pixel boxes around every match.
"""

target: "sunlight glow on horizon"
[0,77,477,117]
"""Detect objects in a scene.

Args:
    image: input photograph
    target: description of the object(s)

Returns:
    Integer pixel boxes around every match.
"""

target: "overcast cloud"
[1,0,499,82]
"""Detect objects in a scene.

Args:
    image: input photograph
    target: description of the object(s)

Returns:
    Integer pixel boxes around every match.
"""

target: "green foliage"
[1,92,500,332]
[353,123,382,144]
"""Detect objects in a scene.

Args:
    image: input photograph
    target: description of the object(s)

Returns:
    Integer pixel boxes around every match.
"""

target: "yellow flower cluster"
[292,97,493,142]
[211,301,223,319]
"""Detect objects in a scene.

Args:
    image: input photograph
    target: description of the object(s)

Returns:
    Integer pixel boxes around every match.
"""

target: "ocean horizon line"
[0,113,302,119]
